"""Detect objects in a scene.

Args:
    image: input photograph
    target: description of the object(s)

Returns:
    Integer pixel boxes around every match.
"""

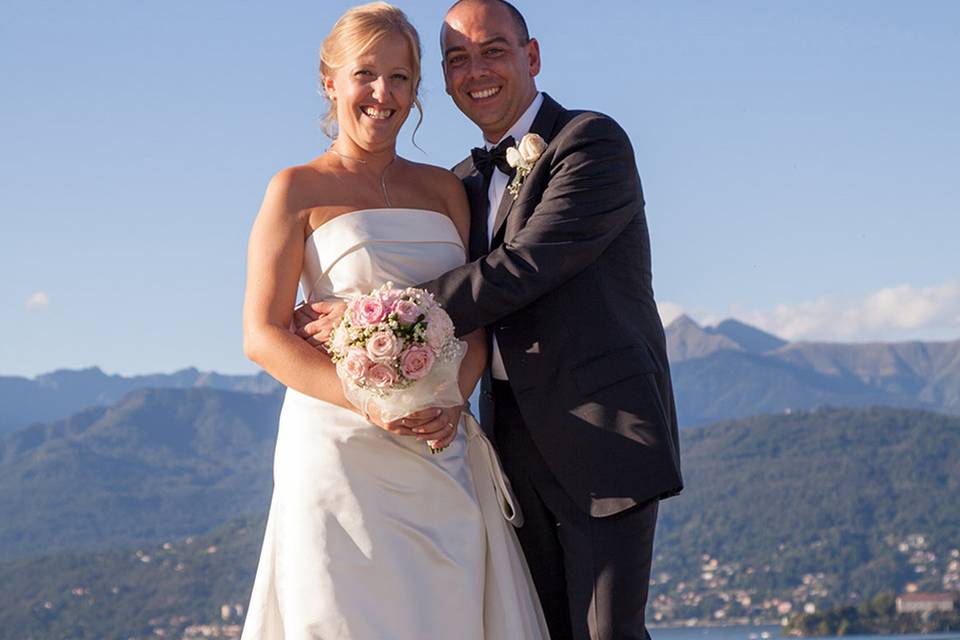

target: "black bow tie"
[471,136,516,182]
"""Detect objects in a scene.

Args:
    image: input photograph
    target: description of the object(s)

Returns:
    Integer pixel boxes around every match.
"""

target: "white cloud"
[741,280,960,342]
[25,291,49,311]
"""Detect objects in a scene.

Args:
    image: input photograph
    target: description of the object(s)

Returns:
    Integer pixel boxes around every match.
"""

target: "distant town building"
[896,592,955,614]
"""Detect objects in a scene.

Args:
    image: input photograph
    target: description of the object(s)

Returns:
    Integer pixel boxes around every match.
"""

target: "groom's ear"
[525,37,541,77]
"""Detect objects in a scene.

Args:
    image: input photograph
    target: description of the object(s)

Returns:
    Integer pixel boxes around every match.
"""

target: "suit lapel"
[462,171,488,261]
[489,93,565,247]
[489,171,518,250]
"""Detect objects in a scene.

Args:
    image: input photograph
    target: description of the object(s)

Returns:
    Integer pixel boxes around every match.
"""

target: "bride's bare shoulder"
[401,161,466,205]
[399,160,469,238]
[264,160,340,211]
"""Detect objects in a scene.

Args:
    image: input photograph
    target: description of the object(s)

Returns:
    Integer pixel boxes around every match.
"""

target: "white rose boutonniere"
[505,133,547,199]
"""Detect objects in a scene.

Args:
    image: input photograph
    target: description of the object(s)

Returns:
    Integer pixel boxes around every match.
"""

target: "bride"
[239,3,549,639]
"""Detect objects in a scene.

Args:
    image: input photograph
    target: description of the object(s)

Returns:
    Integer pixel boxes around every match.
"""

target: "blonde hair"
[319,2,423,139]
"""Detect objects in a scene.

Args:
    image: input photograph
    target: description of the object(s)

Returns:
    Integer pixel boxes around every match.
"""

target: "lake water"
[652,625,960,640]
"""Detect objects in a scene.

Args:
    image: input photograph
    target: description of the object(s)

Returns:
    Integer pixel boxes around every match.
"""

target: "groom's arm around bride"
[425,4,681,519]
[425,94,683,515]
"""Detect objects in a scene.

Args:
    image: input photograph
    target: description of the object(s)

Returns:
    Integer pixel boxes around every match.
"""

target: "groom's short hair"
[447,0,530,44]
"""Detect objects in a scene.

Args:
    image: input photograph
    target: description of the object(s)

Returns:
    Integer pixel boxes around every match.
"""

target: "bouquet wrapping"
[327,283,466,426]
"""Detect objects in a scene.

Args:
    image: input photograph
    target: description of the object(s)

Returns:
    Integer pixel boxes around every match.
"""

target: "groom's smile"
[468,86,501,100]
[441,0,541,143]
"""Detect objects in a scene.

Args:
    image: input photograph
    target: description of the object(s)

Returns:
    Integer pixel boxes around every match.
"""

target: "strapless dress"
[240,209,550,640]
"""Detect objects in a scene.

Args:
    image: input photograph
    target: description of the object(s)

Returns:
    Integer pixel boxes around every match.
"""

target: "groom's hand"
[293,300,347,348]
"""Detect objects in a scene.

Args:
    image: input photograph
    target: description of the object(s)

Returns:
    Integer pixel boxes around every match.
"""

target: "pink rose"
[353,295,386,326]
[366,330,403,363]
[400,345,436,380]
[394,299,422,325]
[378,287,402,313]
[424,307,455,348]
[366,362,398,388]
[342,347,372,384]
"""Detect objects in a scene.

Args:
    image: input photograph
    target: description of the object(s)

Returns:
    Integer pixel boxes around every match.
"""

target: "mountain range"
[666,316,960,425]
[0,367,280,437]
[3,318,958,436]
[0,388,281,560]
[3,319,959,636]
[1,402,957,637]
[654,406,960,604]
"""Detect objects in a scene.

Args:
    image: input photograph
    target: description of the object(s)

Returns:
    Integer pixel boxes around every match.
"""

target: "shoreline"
[650,621,781,629]
[648,623,960,640]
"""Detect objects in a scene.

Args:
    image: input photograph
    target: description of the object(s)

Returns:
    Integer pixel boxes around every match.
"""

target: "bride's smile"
[360,106,396,119]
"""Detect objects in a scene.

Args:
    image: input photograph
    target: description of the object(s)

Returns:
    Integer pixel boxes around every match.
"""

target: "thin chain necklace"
[328,144,396,208]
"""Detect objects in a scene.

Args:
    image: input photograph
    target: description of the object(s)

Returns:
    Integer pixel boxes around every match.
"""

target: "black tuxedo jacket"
[423,94,682,516]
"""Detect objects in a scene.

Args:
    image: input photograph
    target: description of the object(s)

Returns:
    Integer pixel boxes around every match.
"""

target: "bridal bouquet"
[326,283,466,450]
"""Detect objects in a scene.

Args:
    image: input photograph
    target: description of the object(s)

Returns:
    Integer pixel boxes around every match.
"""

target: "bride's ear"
[322,75,336,101]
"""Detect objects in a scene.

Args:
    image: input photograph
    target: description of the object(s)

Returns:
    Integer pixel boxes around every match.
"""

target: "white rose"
[505,146,527,170]
[517,133,546,165]
[329,325,349,356]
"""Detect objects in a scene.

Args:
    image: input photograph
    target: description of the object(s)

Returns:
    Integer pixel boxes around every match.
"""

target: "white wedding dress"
[241,209,550,640]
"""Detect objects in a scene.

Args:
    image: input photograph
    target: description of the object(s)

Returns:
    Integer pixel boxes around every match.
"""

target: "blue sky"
[2,1,958,377]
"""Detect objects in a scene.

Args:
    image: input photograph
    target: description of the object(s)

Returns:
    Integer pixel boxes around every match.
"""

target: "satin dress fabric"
[241,209,550,640]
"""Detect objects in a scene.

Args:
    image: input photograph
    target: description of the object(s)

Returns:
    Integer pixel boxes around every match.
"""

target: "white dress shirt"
[485,92,544,380]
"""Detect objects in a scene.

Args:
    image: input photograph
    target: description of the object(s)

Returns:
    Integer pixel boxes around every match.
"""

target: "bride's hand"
[292,299,348,348]
[409,405,463,451]
[365,404,443,439]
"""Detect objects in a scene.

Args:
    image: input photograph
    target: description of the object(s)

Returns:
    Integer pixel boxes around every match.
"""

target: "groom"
[301,1,682,638]
[428,2,682,638]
